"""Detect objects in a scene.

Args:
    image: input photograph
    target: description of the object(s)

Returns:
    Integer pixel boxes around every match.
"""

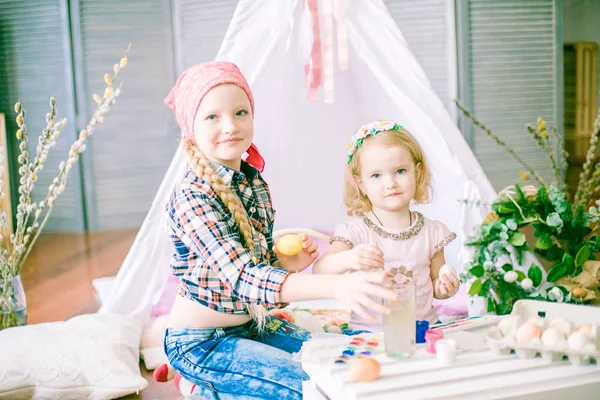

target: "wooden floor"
[20,230,181,400]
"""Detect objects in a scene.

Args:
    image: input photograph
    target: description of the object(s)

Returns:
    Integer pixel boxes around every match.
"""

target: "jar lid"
[425,329,444,339]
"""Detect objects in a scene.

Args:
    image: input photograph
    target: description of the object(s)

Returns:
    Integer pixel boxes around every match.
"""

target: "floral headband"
[347,120,403,163]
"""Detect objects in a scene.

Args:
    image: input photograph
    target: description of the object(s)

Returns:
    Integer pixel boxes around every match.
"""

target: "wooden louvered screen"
[75,0,178,230]
[385,0,455,111]
[462,0,561,191]
[173,0,239,72]
[0,0,84,232]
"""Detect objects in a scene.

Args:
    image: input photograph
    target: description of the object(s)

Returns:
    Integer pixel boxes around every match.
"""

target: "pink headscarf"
[164,61,265,172]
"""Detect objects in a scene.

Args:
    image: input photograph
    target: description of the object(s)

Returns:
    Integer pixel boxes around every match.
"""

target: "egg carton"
[486,329,599,365]
[485,300,600,365]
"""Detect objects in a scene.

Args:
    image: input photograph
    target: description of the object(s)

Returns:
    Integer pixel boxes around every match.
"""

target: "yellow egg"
[349,357,381,382]
[276,235,303,256]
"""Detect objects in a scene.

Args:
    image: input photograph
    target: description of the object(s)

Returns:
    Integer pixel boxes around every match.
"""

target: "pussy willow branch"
[574,108,600,207]
[455,101,548,188]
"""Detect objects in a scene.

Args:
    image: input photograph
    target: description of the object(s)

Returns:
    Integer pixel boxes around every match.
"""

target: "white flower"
[548,287,564,303]
[504,271,518,283]
[521,278,533,290]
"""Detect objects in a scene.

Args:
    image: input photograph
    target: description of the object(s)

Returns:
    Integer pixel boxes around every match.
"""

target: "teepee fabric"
[98,0,496,322]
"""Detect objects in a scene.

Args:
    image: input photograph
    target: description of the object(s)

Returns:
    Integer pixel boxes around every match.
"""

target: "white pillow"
[0,313,148,399]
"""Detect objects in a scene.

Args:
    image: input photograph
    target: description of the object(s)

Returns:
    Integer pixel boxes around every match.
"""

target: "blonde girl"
[162,63,396,400]
[313,121,460,331]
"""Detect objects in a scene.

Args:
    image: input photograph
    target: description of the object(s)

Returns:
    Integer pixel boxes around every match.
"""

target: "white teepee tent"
[97,0,496,322]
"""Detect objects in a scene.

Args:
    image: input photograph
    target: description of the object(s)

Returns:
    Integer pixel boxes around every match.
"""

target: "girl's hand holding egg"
[434,264,460,299]
[275,234,319,272]
[276,234,304,256]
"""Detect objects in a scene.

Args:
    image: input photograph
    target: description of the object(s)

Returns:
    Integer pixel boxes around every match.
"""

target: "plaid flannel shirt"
[166,161,290,314]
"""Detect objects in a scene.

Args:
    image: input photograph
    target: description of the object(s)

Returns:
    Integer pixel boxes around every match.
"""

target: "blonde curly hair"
[182,137,269,330]
[343,128,432,216]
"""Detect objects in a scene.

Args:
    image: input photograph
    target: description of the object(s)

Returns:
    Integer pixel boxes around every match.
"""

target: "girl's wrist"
[432,277,443,298]
[338,253,355,273]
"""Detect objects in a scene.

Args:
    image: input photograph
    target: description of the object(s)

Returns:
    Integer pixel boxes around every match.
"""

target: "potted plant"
[457,103,600,315]
[0,45,131,330]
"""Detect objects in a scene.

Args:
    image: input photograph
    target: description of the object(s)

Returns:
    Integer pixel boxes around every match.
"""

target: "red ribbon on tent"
[304,0,322,102]
[304,0,347,104]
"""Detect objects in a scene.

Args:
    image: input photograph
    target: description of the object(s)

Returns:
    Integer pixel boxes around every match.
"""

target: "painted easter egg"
[349,357,381,382]
[276,235,303,256]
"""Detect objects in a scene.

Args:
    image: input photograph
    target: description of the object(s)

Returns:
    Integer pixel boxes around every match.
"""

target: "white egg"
[541,328,566,347]
[568,331,589,350]
[550,317,572,337]
[439,264,457,279]
[498,315,519,338]
[326,325,342,334]
[293,312,326,333]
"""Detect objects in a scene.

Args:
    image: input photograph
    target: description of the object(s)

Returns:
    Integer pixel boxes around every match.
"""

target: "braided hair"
[182,137,269,330]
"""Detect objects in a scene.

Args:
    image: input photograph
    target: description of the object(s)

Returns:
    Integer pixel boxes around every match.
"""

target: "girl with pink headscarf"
[163,61,396,399]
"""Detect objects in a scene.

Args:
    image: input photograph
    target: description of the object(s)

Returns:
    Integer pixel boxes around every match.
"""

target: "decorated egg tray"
[485,300,600,365]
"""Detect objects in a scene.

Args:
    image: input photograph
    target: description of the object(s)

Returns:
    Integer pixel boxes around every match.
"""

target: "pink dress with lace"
[330,211,456,331]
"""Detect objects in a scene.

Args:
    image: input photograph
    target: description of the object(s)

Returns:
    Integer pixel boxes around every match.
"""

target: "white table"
[301,326,600,400]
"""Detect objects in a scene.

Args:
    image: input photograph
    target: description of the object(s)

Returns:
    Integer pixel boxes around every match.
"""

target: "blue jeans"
[164,319,309,400]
